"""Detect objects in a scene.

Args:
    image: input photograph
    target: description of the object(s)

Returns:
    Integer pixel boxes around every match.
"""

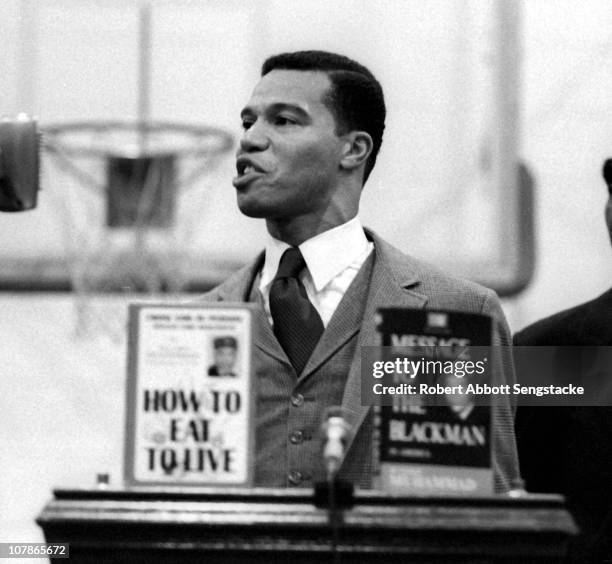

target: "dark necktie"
[269,247,324,373]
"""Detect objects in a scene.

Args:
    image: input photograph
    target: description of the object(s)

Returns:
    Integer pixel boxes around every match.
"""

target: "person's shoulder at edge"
[514,287,612,346]
[367,228,504,315]
[196,253,265,303]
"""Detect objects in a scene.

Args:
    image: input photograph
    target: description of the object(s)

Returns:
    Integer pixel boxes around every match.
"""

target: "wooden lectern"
[37,487,576,563]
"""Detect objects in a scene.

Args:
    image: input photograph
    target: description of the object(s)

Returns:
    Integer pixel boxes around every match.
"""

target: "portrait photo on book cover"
[207,336,240,378]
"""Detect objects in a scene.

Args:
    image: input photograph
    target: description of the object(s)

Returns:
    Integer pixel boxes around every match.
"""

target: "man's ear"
[340,131,373,172]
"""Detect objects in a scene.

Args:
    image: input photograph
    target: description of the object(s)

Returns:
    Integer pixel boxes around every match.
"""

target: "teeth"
[243,165,254,175]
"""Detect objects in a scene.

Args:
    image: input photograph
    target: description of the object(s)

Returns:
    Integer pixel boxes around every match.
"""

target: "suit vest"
[248,253,375,487]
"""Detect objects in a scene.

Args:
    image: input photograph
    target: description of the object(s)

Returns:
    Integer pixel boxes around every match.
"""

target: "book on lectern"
[124,303,255,488]
[374,308,494,496]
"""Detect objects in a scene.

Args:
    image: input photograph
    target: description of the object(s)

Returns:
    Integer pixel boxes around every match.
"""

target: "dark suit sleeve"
[514,315,612,564]
[513,329,568,494]
[565,407,612,564]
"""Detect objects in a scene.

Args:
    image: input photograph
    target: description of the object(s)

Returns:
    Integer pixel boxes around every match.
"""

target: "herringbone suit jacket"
[201,229,520,492]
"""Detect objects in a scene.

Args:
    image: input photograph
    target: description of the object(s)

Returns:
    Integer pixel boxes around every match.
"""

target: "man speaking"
[202,50,518,491]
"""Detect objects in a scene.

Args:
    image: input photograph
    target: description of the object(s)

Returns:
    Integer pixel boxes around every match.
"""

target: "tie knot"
[275,247,306,280]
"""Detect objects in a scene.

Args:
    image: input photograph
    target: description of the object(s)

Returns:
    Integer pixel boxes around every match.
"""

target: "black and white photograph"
[1,1,611,562]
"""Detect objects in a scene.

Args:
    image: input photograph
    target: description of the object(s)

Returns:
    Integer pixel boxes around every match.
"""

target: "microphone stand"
[328,468,341,564]
[314,411,355,564]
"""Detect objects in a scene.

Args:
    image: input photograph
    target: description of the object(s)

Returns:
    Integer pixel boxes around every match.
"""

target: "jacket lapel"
[341,231,429,457]
[248,275,292,366]
[211,252,264,303]
[211,253,291,365]
[299,252,375,381]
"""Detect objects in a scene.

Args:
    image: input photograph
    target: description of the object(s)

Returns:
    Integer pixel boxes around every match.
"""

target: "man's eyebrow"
[240,103,310,120]
[268,103,310,117]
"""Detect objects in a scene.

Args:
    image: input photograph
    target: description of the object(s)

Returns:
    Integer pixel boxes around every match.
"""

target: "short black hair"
[262,50,385,184]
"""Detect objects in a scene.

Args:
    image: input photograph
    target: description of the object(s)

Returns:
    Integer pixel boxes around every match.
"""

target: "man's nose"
[239,121,269,152]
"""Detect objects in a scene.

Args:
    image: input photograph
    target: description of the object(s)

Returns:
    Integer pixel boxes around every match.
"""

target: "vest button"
[289,430,304,444]
[290,393,304,407]
[288,470,303,485]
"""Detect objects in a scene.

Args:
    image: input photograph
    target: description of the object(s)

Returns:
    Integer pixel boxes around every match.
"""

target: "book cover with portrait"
[124,303,255,487]
[374,308,493,496]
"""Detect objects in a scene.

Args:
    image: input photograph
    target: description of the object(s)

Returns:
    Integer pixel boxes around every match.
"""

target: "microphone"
[314,408,355,514]
[0,114,40,212]
[321,406,352,480]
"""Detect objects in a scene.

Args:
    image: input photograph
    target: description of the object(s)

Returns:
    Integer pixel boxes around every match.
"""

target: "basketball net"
[43,121,233,341]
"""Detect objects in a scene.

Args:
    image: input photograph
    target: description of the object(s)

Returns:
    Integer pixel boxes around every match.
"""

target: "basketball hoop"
[37,2,236,340]
[42,119,234,340]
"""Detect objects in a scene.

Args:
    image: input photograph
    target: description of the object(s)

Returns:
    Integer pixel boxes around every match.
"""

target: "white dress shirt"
[259,217,374,328]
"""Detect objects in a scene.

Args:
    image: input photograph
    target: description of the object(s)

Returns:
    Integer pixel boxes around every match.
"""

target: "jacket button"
[290,393,304,407]
[289,430,304,444]
[288,470,303,485]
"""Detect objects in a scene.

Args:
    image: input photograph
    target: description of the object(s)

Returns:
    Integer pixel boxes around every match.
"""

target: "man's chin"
[236,203,267,218]
[236,196,276,219]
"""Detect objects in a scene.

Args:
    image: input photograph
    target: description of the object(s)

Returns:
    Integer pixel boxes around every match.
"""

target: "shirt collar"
[259,217,370,292]
[259,236,291,292]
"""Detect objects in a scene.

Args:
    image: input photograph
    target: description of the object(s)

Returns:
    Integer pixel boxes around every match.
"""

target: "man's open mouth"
[236,158,266,177]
